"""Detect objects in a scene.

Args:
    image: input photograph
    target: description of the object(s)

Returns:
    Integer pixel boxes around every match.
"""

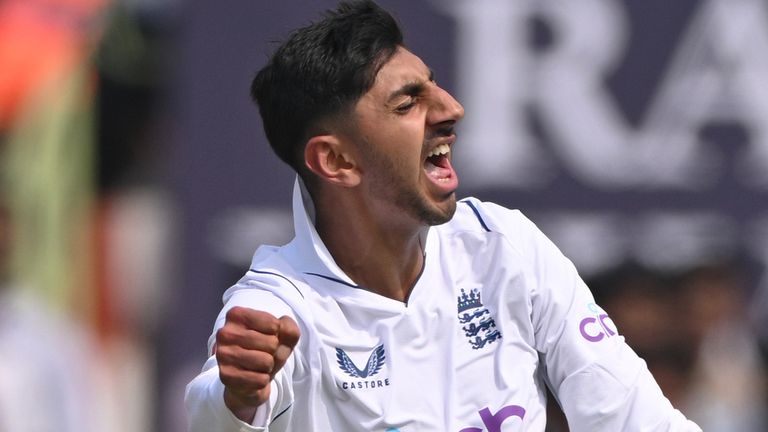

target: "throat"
[314,199,429,303]
[338,236,426,303]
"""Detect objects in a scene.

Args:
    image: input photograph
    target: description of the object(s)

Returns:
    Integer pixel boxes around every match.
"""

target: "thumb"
[272,315,300,375]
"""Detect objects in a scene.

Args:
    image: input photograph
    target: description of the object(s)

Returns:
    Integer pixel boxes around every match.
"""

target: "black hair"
[251,0,403,178]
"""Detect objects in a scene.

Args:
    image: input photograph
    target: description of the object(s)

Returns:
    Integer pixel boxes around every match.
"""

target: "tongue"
[425,157,454,180]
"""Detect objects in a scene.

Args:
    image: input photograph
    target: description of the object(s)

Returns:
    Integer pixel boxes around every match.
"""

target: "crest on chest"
[457,288,502,350]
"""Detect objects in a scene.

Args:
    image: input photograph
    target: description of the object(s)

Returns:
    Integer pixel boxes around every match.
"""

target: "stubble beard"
[398,189,456,226]
[358,133,457,227]
[370,154,457,227]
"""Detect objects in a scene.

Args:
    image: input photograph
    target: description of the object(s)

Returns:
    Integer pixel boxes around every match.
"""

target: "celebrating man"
[185,1,701,430]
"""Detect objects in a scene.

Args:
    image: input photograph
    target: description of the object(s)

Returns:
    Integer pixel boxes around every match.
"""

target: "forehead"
[369,47,430,95]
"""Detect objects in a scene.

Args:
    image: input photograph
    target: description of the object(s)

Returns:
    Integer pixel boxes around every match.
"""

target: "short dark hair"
[251,0,403,178]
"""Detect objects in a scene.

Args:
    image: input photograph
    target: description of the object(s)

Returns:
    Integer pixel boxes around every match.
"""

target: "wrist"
[223,388,259,424]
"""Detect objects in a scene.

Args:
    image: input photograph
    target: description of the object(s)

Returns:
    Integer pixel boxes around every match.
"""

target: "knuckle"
[252,373,272,389]
[262,335,280,353]
[215,344,232,361]
[225,306,245,322]
[216,326,235,343]
[218,365,238,385]
[221,371,270,394]
[254,351,276,372]
[279,316,300,336]
[219,363,271,390]
[260,315,280,334]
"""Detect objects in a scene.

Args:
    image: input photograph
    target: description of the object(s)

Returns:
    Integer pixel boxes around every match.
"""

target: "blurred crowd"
[545,260,768,432]
[598,261,767,430]
[0,0,174,430]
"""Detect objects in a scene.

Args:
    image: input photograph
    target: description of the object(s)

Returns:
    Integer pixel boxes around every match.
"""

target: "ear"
[304,135,361,187]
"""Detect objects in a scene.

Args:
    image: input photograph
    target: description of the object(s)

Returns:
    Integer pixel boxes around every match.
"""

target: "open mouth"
[424,143,455,184]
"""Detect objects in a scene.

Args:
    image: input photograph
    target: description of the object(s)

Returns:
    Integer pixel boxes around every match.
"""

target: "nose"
[427,83,464,126]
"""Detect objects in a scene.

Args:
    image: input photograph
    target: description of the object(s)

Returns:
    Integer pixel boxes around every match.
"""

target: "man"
[185,1,702,430]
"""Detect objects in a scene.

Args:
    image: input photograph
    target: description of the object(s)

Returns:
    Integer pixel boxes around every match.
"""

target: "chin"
[422,198,457,226]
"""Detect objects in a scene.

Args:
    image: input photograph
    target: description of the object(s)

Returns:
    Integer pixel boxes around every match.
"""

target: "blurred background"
[1,0,767,431]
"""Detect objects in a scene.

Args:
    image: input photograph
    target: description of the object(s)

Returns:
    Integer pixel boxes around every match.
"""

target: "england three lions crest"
[457,288,502,350]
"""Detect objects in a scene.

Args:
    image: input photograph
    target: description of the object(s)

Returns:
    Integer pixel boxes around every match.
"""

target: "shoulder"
[218,245,313,329]
[209,245,314,353]
[445,197,561,264]
[226,245,309,304]
[448,197,538,238]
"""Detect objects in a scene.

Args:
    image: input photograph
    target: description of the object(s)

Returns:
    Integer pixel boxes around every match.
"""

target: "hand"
[215,306,300,422]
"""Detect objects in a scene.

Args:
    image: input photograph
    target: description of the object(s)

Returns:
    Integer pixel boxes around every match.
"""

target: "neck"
[313,196,427,303]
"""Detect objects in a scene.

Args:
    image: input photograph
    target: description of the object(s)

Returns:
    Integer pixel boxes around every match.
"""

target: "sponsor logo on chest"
[335,344,392,390]
[382,404,527,432]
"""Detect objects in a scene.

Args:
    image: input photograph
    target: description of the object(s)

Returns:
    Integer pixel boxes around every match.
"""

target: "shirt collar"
[281,176,359,286]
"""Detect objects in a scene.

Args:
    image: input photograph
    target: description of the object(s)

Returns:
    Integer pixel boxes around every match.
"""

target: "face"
[347,47,465,227]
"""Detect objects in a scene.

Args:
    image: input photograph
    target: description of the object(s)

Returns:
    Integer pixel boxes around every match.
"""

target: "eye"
[394,98,417,114]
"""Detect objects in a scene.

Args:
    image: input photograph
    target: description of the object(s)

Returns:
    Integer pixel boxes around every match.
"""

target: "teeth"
[427,144,450,158]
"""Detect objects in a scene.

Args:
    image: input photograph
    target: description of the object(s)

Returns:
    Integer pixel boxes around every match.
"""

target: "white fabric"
[185,179,701,431]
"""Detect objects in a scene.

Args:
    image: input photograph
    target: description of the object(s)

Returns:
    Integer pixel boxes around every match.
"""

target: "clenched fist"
[215,306,300,422]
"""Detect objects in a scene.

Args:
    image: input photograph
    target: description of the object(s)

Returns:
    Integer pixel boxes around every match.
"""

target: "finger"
[219,366,273,411]
[226,307,280,335]
[271,345,293,377]
[277,315,301,348]
[219,365,273,395]
[271,316,300,375]
[216,325,280,353]
[216,344,277,374]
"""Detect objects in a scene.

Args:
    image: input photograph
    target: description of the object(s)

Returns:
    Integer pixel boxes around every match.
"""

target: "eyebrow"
[387,69,435,103]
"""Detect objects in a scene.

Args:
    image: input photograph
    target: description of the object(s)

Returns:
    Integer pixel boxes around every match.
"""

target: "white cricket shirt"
[185,179,701,432]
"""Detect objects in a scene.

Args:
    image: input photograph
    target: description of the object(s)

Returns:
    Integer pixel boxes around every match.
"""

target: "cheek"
[391,123,426,157]
[360,120,426,176]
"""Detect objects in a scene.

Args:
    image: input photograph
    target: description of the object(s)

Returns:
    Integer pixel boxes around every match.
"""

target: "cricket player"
[185,1,702,430]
